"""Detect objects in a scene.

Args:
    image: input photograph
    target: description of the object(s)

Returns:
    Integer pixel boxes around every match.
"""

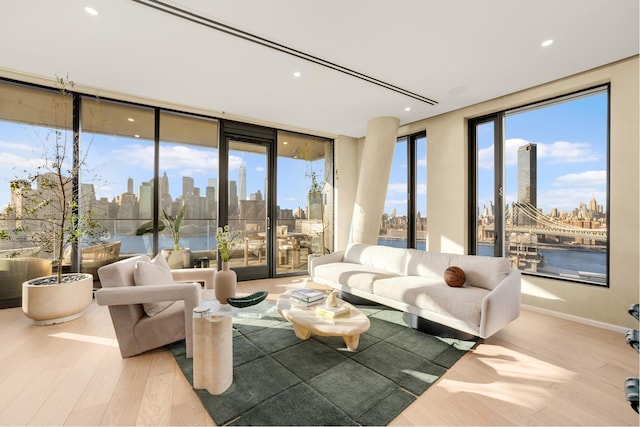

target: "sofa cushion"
[373,276,488,328]
[404,249,452,279]
[344,243,406,276]
[448,254,511,290]
[133,254,176,317]
[313,262,398,293]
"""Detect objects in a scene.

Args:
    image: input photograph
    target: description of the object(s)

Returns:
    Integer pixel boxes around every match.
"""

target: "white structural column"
[350,116,399,245]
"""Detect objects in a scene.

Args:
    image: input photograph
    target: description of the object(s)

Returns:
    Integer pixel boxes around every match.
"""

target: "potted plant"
[214,225,242,303]
[160,201,191,268]
[0,76,107,325]
[133,201,190,268]
[300,143,328,255]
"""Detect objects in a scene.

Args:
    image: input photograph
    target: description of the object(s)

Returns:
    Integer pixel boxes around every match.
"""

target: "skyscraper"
[138,182,153,220]
[183,176,195,198]
[160,171,169,196]
[229,180,238,215]
[517,143,537,225]
[238,161,247,201]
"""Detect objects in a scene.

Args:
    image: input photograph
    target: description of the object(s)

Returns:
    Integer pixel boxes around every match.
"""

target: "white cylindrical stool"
[192,307,233,395]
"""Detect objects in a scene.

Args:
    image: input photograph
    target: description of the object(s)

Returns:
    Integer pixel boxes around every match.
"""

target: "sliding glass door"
[224,139,269,279]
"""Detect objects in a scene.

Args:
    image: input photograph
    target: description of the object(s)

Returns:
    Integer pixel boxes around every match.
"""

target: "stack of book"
[290,288,325,306]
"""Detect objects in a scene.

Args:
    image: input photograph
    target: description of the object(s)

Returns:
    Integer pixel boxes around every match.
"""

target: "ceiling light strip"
[131,0,438,105]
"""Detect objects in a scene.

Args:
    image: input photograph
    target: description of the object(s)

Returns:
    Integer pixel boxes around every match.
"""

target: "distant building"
[516,143,537,226]
[183,176,194,198]
[238,162,247,201]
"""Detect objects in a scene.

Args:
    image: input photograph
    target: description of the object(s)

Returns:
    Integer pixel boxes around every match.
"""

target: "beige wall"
[398,56,638,328]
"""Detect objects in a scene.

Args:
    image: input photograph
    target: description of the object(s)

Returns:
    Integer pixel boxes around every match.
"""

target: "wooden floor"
[0,275,638,426]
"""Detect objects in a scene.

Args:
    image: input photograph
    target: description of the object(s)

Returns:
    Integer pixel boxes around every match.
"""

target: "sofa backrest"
[343,244,511,290]
[344,243,406,275]
[98,255,151,288]
[405,249,511,290]
[405,249,452,279]
[448,254,511,290]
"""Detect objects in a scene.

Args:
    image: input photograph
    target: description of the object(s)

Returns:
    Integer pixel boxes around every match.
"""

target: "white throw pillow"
[133,254,176,317]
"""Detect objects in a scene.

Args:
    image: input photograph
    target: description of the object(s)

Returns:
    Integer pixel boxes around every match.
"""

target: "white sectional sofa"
[309,243,521,338]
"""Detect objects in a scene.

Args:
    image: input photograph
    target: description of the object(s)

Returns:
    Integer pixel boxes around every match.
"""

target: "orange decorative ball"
[444,266,466,287]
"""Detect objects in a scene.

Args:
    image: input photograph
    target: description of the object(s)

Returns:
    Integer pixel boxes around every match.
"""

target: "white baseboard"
[522,304,630,334]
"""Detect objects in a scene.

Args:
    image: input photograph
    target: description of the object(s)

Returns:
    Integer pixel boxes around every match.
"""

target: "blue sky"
[383,137,427,217]
[0,128,322,214]
[0,91,607,218]
[477,91,608,214]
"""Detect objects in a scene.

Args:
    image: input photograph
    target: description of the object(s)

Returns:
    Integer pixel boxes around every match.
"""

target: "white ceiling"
[1,0,638,138]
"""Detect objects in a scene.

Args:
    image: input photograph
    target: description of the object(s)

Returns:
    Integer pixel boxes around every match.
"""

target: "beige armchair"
[95,255,214,358]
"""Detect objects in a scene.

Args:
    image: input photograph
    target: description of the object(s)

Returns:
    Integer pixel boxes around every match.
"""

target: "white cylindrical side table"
[192,307,233,395]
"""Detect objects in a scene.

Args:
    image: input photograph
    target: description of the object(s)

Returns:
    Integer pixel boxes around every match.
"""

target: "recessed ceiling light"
[84,6,98,16]
[404,107,411,112]
[293,71,301,78]
[541,39,554,47]
[134,134,140,138]
[127,117,135,122]
[283,141,288,145]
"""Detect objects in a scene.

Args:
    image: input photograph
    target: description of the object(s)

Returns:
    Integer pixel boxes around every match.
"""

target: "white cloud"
[504,138,525,166]
[385,198,406,206]
[386,182,407,194]
[113,144,154,171]
[553,170,606,188]
[417,156,426,168]
[227,155,242,172]
[0,152,38,171]
[478,144,494,169]
[0,140,32,152]
[417,183,426,195]
[481,138,600,169]
[505,138,599,165]
[537,140,599,163]
[114,144,218,176]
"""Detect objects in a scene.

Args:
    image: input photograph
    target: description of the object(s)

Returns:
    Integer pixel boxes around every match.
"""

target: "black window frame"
[468,85,610,287]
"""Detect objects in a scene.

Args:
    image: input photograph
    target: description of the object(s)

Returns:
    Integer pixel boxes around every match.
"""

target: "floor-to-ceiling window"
[470,86,609,285]
[276,131,333,274]
[81,98,155,261]
[0,81,73,262]
[158,111,219,268]
[1,78,333,281]
[379,131,426,249]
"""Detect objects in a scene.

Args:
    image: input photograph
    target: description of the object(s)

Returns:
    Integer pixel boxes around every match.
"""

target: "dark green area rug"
[167,305,477,426]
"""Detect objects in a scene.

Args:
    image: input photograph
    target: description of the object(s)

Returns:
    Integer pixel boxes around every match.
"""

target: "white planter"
[161,248,191,268]
[22,273,93,325]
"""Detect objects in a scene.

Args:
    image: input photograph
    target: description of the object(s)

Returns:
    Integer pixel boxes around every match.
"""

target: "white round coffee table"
[276,289,370,350]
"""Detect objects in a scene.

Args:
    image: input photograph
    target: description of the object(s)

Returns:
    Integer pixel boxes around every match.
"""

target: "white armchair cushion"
[133,254,176,317]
